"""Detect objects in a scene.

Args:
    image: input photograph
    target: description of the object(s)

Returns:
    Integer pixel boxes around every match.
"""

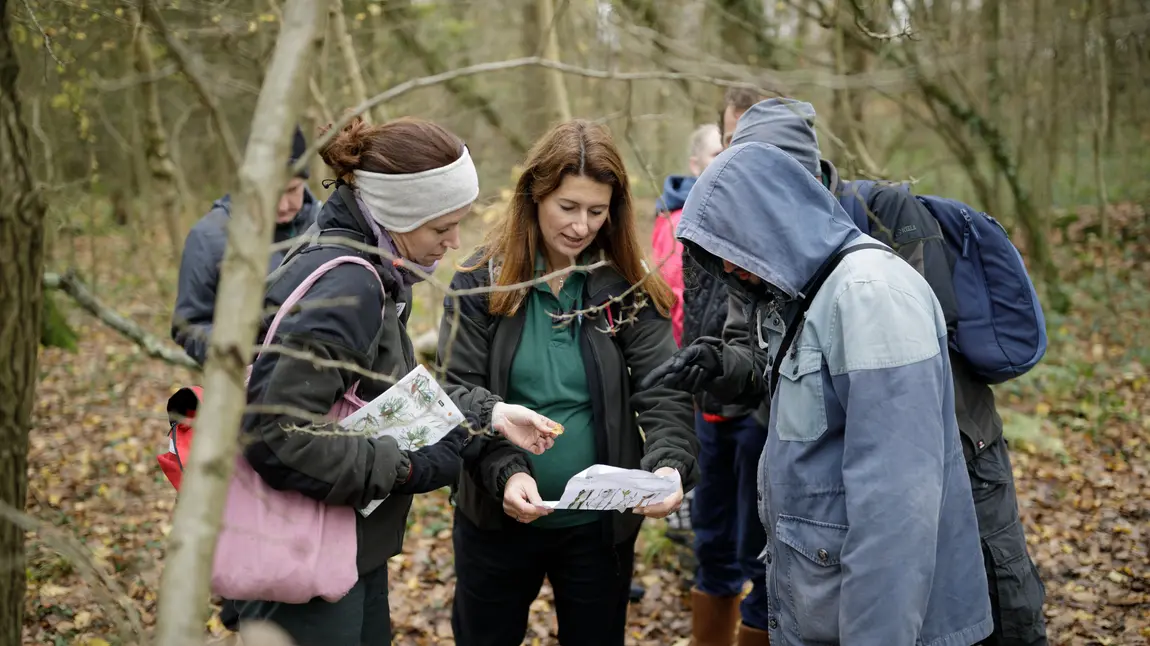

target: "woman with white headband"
[232,116,559,645]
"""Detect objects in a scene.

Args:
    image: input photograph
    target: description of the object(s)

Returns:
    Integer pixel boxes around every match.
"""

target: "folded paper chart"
[541,464,680,512]
[338,365,464,517]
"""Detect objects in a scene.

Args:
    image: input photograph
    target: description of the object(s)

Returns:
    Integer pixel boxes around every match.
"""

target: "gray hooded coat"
[676,142,992,646]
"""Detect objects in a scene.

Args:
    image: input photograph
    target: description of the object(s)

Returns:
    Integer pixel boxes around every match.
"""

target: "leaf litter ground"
[23,208,1150,645]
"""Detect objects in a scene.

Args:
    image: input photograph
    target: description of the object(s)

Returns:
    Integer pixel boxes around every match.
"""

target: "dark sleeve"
[436,270,531,500]
[704,292,769,407]
[171,222,223,365]
[868,187,959,330]
[241,263,411,508]
[617,295,700,491]
[392,420,482,495]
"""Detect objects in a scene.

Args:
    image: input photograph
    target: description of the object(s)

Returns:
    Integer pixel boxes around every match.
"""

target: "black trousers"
[223,565,391,646]
[451,511,637,646]
[968,435,1048,646]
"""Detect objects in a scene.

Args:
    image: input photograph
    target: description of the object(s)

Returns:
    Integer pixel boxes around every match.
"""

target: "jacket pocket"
[967,435,1012,506]
[774,348,829,442]
[984,519,1047,644]
[775,514,846,644]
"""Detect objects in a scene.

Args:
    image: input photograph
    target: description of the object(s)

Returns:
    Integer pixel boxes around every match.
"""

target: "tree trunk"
[331,0,374,123]
[0,0,47,642]
[151,2,327,644]
[133,9,185,261]
[536,0,572,125]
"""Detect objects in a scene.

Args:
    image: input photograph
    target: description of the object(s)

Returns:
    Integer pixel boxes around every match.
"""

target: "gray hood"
[729,98,822,180]
[674,142,858,299]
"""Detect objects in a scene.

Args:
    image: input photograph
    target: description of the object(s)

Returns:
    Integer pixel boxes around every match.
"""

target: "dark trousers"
[968,435,1048,646]
[224,565,391,646]
[451,510,636,646]
[691,412,770,630]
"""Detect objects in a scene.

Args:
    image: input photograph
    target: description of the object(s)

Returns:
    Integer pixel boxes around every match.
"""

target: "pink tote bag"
[210,256,383,604]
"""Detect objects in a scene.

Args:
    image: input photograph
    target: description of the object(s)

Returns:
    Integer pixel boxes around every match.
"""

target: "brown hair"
[718,87,768,136]
[319,115,464,181]
[465,119,674,318]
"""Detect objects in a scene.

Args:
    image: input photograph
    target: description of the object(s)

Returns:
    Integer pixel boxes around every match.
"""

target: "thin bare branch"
[0,500,144,644]
[18,0,62,67]
[140,0,242,172]
[293,56,911,176]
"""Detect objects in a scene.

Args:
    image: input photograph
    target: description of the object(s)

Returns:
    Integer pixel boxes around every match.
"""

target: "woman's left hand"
[491,402,559,455]
[632,467,684,519]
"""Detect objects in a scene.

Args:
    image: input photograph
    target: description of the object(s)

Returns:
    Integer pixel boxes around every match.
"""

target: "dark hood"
[211,186,319,233]
[656,175,698,214]
[674,142,860,300]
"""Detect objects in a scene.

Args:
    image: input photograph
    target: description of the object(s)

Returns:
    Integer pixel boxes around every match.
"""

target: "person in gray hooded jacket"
[726,98,1048,646]
[642,141,993,646]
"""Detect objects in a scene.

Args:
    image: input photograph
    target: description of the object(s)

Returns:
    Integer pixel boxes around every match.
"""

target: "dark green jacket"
[436,251,699,545]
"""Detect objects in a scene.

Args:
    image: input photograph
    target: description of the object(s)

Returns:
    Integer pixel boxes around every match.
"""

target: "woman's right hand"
[502,472,553,523]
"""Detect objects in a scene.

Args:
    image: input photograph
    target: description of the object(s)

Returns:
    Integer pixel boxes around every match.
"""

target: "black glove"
[391,426,467,495]
[639,336,723,393]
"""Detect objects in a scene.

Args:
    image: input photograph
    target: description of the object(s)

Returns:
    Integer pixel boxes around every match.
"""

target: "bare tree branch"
[92,63,178,92]
[18,0,62,67]
[293,56,913,176]
[0,500,144,644]
[42,271,200,371]
[140,0,242,172]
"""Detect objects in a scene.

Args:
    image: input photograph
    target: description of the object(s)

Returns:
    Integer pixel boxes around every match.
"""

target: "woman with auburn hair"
[437,119,699,646]
[231,116,558,645]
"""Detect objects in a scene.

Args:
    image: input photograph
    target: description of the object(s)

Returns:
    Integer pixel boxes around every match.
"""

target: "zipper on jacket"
[961,210,973,258]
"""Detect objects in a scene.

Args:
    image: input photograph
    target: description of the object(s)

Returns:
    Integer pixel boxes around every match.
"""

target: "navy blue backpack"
[838,180,1047,384]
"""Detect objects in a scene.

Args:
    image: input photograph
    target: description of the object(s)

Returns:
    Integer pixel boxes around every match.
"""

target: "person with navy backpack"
[718,98,1048,645]
[642,139,994,646]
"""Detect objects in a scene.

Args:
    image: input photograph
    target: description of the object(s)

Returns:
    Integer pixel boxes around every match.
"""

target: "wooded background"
[3,0,1149,645]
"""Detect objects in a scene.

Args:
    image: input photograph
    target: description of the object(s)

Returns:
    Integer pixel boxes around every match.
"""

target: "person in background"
[728,97,1049,646]
[232,116,558,646]
[438,119,698,646]
[651,123,723,347]
[678,88,773,646]
[171,125,321,365]
[643,140,994,646]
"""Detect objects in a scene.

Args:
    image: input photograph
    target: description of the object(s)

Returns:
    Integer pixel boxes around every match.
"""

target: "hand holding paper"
[631,467,684,519]
[540,465,682,513]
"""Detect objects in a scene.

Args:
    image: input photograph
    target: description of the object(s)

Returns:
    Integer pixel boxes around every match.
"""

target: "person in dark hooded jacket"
[229,116,559,646]
[643,141,994,646]
[725,98,1048,646]
[171,125,322,365]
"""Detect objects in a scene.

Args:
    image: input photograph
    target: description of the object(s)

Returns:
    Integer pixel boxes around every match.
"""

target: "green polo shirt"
[506,254,598,529]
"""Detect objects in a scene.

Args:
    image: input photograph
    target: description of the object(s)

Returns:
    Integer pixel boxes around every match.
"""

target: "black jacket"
[436,252,699,545]
[241,185,476,575]
[682,248,756,420]
[172,189,321,365]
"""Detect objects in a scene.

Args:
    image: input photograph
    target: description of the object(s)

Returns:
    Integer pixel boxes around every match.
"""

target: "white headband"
[352,146,479,233]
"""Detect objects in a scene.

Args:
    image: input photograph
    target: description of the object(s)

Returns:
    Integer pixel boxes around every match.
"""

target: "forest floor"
[20,200,1150,646]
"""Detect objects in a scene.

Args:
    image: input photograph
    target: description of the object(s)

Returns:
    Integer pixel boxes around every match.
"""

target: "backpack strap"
[256,255,385,363]
[769,242,889,397]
